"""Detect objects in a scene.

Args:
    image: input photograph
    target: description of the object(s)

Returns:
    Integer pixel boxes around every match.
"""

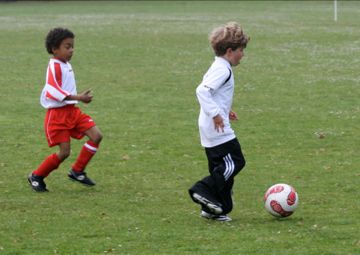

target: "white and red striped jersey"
[40,58,78,109]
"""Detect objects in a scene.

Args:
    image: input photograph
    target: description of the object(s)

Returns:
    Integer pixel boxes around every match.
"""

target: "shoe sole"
[201,211,231,222]
[201,214,232,222]
[192,193,223,214]
[212,216,232,222]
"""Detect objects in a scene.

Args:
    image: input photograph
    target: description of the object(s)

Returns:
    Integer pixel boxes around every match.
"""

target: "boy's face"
[52,38,74,62]
[226,47,244,66]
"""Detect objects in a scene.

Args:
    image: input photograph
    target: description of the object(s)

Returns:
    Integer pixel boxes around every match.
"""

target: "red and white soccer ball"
[264,183,299,218]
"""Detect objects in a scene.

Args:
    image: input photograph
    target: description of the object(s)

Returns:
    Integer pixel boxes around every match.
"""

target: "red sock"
[33,153,62,177]
[72,140,99,172]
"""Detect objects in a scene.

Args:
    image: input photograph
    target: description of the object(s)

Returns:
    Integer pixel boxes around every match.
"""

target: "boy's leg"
[218,178,235,215]
[32,153,62,178]
[189,179,223,215]
[33,107,72,181]
[33,142,70,176]
[189,149,224,214]
[69,126,102,186]
[29,142,70,192]
[71,140,99,172]
[211,138,245,214]
[191,138,245,214]
[28,154,61,192]
[71,126,102,172]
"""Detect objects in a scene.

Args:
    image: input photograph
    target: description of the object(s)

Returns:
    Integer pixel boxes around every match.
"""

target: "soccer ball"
[264,183,299,218]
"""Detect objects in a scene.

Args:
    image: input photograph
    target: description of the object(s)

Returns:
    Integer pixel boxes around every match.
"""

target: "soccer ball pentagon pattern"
[264,183,299,217]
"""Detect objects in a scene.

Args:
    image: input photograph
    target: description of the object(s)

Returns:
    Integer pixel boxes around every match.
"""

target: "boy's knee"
[229,157,245,177]
[96,132,103,143]
[92,131,103,144]
[235,156,246,171]
[239,157,246,169]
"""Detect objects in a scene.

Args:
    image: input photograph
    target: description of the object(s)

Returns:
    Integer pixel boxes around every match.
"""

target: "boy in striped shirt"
[28,28,103,192]
[189,22,249,221]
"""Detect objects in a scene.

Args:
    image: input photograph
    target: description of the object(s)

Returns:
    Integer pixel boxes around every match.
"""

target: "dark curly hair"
[45,27,75,54]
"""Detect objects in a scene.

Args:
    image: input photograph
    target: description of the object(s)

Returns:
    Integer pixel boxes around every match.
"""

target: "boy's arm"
[196,67,231,133]
[196,67,230,118]
[196,85,224,133]
[65,89,93,103]
[196,85,220,118]
[229,110,238,120]
[213,114,225,133]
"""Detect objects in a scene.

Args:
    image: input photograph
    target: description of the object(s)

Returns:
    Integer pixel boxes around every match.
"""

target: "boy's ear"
[225,48,233,55]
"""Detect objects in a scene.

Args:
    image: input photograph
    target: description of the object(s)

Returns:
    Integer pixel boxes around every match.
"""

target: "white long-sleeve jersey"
[40,58,78,109]
[196,57,236,148]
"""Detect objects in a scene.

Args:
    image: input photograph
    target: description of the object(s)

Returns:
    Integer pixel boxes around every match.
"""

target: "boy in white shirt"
[189,22,249,221]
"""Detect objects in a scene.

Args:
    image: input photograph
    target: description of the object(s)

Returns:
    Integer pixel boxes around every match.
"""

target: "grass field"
[0,1,359,254]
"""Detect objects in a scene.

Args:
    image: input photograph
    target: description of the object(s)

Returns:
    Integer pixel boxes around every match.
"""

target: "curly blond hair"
[209,22,249,56]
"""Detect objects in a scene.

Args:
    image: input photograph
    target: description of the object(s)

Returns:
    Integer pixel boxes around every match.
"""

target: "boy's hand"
[213,114,224,133]
[229,110,238,121]
[79,89,93,103]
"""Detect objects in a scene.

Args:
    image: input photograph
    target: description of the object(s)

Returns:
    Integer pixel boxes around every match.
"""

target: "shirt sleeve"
[44,62,70,102]
[195,67,231,118]
[201,67,231,91]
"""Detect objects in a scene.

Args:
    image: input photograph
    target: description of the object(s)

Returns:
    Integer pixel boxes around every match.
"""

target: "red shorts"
[44,104,96,147]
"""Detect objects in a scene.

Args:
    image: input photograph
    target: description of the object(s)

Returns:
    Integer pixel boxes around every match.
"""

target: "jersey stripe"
[45,91,60,102]
[44,84,68,102]
[54,62,62,87]
[47,66,67,95]
[46,65,69,101]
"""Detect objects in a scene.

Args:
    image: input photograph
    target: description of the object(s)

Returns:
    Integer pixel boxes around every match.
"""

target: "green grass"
[0,1,359,254]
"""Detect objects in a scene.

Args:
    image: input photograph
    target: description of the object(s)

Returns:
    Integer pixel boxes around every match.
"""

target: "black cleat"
[28,174,49,192]
[68,170,96,186]
[192,192,223,215]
